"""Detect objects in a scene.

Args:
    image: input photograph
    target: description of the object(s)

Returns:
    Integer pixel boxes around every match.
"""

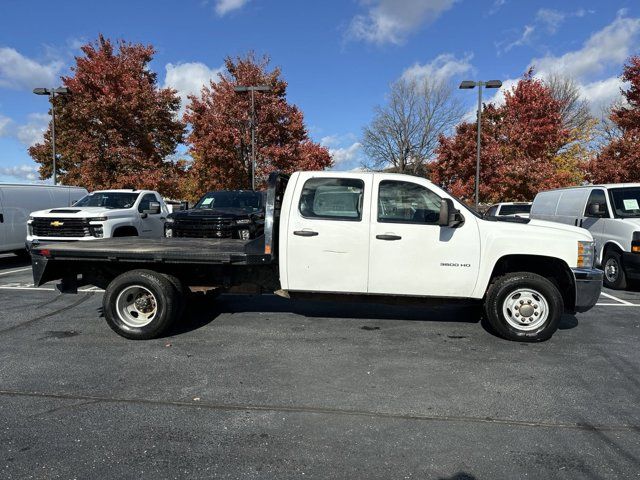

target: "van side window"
[298,178,364,221]
[486,205,499,216]
[584,190,609,217]
[378,180,441,224]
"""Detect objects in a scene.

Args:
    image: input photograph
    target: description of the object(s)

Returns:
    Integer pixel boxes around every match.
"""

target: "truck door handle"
[0,213,3,223]
[293,230,318,237]
[376,234,402,241]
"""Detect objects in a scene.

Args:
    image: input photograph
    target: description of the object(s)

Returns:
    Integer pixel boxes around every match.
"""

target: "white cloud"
[488,0,507,16]
[0,47,63,90]
[0,164,39,181]
[164,62,224,114]
[214,0,250,16]
[329,142,363,169]
[402,53,473,84]
[0,114,12,137]
[501,25,536,53]
[347,0,457,45]
[531,14,640,79]
[578,77,623,112]
[321,134,363,170]
[16,113,49,147]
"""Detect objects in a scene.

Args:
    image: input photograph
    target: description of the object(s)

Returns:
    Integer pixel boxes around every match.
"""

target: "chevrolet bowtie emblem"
[50,221,64,227]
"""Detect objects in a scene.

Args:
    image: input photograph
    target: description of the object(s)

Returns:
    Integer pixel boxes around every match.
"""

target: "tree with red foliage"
[433,71,573,203]
[589,56,640,183]
[184,53,331,199]
[29,35,186,196]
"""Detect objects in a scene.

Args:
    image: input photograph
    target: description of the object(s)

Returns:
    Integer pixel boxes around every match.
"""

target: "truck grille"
[172,219,235,239]
[32,218,91,238]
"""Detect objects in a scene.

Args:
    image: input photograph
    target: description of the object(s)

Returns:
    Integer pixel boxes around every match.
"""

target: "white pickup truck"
[27,189,168,249]
[30,172,602,342]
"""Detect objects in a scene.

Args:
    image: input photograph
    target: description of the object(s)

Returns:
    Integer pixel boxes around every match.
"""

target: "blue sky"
[0,0,639,182]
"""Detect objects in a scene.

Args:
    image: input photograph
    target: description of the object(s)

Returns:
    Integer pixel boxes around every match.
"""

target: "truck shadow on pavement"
[165,293,579,339]
[0,254,30,271]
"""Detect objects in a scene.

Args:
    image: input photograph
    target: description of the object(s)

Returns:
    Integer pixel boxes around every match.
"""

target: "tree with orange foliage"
[589,56,640,184]
[184,53,331,200]
[433,71,573,203]
[29,35,186,196]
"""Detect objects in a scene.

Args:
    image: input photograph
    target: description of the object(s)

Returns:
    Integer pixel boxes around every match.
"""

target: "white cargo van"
[0,184,87,257]
[531,183,640,289]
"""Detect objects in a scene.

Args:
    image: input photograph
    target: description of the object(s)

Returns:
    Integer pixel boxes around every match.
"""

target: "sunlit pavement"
[1,253,639,479]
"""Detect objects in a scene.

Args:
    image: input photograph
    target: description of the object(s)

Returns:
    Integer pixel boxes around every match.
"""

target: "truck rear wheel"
[484,272,563,342]
[103,269,180,340]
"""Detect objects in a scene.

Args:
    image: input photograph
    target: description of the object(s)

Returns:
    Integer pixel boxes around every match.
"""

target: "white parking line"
[600,292,634,305]
[0,285,103,293]
[0,267,31,276]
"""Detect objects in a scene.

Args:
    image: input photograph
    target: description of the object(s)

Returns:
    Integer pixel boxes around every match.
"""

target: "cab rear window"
[299,178,364,221]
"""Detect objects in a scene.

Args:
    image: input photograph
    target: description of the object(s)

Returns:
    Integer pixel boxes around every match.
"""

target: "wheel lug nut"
[519,300,524,305]
[527,300,532,304]
[534,305,538,309]
[534,312,539,316]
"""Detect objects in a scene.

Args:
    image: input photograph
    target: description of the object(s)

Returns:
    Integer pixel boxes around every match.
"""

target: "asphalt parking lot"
[0,253,639,479]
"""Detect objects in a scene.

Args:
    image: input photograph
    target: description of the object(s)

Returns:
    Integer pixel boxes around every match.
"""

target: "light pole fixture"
[33,87,70,185]
[234,85,272,191]
[458,79,502,210]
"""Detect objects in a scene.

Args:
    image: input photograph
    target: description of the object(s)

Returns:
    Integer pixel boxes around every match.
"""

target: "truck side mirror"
[145,201,161,215]
[438,198,464,228]
[587,203,606,217]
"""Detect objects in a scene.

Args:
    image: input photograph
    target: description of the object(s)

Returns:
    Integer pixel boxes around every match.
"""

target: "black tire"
[484,272,563,342]
[103,269,180,340]
[163,273,188,318]
[602,249,627,290]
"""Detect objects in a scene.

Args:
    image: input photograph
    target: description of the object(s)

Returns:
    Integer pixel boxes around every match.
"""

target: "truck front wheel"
[484,272,563,342]
[103,269,180,340]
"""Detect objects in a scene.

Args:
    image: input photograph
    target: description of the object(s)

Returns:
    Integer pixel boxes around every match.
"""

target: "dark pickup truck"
[165,190,265,240]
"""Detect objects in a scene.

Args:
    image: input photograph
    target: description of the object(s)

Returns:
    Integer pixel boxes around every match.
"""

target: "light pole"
[33,87,70,185]
[234,85,272,190]
[459,79,502,210]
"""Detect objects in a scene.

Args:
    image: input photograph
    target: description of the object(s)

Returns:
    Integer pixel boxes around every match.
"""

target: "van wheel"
[602,250,627,290]
[484,273,563,342]
[103,269,180,340]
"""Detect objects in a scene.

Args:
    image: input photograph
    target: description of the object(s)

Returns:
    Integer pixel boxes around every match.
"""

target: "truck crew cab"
[31,172,602,342]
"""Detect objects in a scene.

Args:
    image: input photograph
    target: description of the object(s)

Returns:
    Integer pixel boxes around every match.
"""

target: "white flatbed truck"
[31,172,602,342]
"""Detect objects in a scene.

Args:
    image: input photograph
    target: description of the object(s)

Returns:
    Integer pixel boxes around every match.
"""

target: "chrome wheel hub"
[116,285,158,328]
[604,259,618,283]
[502,288,549,331]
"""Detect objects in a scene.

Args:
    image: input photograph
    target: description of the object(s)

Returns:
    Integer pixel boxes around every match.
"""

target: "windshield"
[448,193,482,218]
[500,204,531,216]
[609,187,640,218]
[195,191,264,212]
[74,192,139,209]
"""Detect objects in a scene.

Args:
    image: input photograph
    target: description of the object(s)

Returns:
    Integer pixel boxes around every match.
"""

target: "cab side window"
[299,178,364,221]
[138,194,158,213]
[584,189,609,217]
[378,180,441,224]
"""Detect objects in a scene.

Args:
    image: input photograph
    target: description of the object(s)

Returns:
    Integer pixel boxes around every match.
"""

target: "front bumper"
[572,268,603,313]
[622,252,640,280]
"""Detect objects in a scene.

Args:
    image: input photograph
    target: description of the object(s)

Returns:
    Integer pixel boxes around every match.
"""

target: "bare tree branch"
[361,77,463,174]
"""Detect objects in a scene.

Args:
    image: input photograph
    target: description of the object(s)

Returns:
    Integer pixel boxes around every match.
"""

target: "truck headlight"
[236,219,251,225]
[88,216,108,222]
[577,241,595,268]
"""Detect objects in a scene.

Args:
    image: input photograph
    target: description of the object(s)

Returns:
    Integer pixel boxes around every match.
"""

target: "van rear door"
[555,188,590,227]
